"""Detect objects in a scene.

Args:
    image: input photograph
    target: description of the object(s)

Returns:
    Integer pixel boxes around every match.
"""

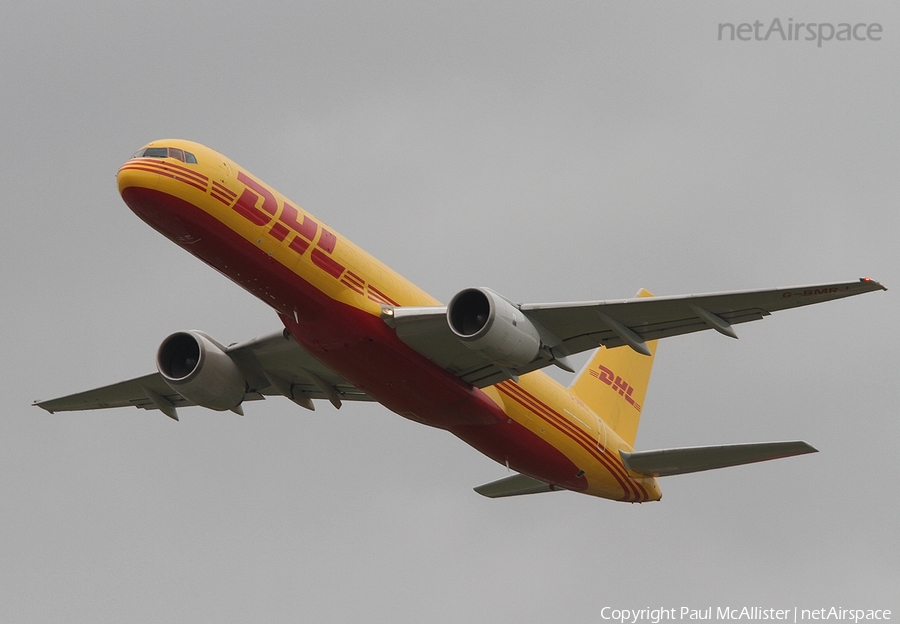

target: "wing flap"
[619,441,818,477]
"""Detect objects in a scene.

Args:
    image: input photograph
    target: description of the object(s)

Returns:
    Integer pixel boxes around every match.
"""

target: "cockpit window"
[133,146,199,164]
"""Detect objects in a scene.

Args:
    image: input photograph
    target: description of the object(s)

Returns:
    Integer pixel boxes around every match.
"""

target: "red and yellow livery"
[36,139,886,502]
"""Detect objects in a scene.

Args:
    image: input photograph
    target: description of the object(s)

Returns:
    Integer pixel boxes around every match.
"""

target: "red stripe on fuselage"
[340,277,365,295]
[496,382,634,498]
[210,181,237,206]
[122,160,209,190]
[120,186,586,490]
[210,191,232,206]
[496,381,648,501]
[343,271,365,288]
[119,163,208,193]
[212,180,237,199]
[368,285,400,307]
[310,248,344,278]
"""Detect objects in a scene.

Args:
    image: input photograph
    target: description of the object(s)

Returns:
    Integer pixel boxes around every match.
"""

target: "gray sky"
[1,2,897,622]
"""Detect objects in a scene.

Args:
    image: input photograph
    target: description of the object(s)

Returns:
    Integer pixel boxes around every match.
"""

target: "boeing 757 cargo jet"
[34,140,887,502]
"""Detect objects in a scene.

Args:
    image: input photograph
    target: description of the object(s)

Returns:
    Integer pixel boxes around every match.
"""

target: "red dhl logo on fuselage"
[228,171,343,274]
[227,170,401,307]
[588,365,642,413]
[125,157,401,307]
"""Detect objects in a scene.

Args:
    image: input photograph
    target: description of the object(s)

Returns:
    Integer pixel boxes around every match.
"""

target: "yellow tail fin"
[569,289,657,447]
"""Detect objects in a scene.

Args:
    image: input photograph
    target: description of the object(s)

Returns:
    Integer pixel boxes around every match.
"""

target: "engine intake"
[447,288,541,369]
[157,331,246,411]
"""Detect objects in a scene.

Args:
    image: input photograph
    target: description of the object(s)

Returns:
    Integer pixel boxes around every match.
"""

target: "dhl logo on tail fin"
[569,289,657,447]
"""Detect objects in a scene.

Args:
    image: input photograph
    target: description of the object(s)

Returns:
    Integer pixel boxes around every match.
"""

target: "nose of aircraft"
[117,155,159,198]
[117,143,205,195]
[117,142,211,246]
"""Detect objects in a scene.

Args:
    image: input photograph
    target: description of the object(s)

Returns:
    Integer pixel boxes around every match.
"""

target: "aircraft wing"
[34,330,373,419]
[385,278,886,388]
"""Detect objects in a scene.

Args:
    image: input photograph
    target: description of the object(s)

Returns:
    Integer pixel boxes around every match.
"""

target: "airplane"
[34,139,887,502]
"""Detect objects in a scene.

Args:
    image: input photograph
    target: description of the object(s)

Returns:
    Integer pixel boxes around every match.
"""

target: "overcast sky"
[1,2,897,622]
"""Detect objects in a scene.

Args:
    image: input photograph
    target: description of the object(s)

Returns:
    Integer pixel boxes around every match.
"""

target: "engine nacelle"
[447,287,541,369]
[156,331,246,411]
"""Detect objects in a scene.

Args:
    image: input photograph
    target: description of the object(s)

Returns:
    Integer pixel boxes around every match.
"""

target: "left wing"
[34,330,373,419]
[385,278,886,387]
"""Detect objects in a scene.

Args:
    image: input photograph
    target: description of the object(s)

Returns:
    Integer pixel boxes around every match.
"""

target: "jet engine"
[156,331,246,411]
[447,287,541,368]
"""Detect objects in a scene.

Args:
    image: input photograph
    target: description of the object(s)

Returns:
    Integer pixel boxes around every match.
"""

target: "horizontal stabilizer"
[474,473,559,498]
[620,441,817,477]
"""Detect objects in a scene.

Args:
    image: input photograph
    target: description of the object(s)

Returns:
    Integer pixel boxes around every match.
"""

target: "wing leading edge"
[385,278,886,388]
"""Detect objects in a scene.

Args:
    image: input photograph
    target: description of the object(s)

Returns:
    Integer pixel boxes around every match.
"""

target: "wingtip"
[860,277,887,291]
[33,401,54,414]
[797,441,818,454]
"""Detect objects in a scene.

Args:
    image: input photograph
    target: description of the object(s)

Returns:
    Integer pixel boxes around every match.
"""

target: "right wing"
[520,278,886,356]
[34,330,372,419]
[386,278,886,387]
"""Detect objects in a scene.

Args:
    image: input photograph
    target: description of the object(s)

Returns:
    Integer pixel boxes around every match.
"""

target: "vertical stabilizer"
[569,289,657,447]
